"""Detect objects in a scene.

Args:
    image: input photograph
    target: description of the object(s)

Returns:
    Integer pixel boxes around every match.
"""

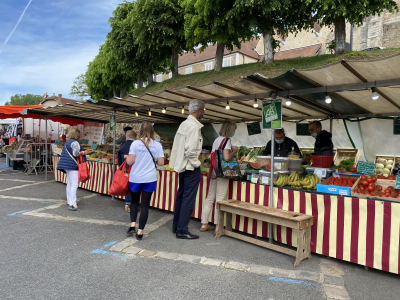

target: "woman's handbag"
[77,156,91,183]
[108,161,132,196]
[209,138,242,180]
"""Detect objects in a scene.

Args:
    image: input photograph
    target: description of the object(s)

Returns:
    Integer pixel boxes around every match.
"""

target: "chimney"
[58,94,62,102]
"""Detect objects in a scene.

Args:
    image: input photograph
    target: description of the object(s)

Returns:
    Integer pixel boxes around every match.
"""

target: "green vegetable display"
[238,146,251,158]
[334,158,355,171]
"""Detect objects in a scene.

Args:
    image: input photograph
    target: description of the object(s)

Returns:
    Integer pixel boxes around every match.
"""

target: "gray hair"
[188,99,204,114]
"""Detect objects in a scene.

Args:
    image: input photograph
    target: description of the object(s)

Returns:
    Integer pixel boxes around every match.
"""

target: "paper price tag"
[262,177,270,184]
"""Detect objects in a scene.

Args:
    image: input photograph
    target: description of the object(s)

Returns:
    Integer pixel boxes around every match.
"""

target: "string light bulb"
[325,92,332,104]
[162,107,166,113]
[286,95,291,106]
[225,101,230,110]
[253,99,258,108]
[371,87,379,100]
[148,108,151,116]
[135,111,138,117]
[181,105,184,114]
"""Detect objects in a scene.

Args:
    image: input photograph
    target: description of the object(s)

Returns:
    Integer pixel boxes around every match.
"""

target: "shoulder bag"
[140,140,157,168]
[209,138,242,180]
[66,147,91,183]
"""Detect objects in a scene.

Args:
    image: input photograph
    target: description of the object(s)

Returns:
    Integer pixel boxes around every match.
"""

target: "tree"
[5,94,42,106]
[85,52,112,100]
[69,74,90,100]
[131,0,186,78]
[181,0,253,71]
[229,0,318,64]
[311,0,398,55]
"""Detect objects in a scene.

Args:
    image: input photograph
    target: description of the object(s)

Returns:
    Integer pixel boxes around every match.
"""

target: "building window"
[223,57,232,67]
[205,62,213,71]
[169,72,172,79]
[156,74,162,82]
[185,67,192,74]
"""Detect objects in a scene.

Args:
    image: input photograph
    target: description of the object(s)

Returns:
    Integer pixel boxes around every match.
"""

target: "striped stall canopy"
[27,54,400,123]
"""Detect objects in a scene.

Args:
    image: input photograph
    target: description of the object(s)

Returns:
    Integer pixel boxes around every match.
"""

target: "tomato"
[388,175,396,180]
[367,186,374,192]
[360,185,365,190]
[361,175,367,180]
[377,185,382,191]
[367,178,373,183]
[361,180,368,186]
[372,177,377,182]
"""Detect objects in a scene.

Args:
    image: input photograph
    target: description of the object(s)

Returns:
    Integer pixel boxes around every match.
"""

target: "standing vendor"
[262,128,301,157]
[308,121,334,156]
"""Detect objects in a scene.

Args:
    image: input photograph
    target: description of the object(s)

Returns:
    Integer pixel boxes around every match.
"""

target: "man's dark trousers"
[173,167,201,234]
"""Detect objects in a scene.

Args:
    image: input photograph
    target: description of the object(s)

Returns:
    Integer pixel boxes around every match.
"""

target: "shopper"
[201,121,238,234]
[169,99,205,240]
[57,128,87,211]
[117,130,137,212]
[125,122,164,240]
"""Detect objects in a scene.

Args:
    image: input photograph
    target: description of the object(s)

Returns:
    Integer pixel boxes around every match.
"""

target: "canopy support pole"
[330,118,333,133]
[112,109,116,200]
[45,117,48,180]
[269,129,275,244]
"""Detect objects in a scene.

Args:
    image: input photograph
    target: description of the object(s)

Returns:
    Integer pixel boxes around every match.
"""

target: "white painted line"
[0,179,36,183]
[0,180,55,192]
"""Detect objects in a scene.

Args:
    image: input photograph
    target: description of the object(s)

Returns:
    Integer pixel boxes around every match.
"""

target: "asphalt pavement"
[0,157,399,299]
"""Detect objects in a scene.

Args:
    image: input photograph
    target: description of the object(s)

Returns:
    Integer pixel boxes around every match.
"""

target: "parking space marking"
[7,209,32,216]
[0,195,63,203]
[0,180,55,192]
[266,276,318,287]
[0,179,36,183]
[91,241,130,258]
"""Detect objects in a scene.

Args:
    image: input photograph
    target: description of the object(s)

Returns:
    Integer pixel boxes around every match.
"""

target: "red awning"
[0,105,84,126]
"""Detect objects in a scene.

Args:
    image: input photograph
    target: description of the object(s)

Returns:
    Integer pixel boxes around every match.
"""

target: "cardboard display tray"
[350,177,400,202]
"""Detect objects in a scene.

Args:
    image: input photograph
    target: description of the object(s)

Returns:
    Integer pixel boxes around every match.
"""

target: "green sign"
[55,140,62,146]
[91,143,97,150]
[357,161,375,175]
[395,177,400,189]
[296,123,310,136]
[110,113,116,131]
[393,117,400,135]
[81,139,89,145]
[262,99,282,129]
[247,122,261,136]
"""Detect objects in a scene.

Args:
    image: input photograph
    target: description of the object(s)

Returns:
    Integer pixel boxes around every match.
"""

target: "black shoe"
[176,232,199,239]
[127,227,136,235]
[172,228,177,234]
[136,233,143,240]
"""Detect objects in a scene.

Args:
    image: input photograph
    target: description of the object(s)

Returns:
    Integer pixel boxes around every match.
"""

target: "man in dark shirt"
[262,128,302,157]
[308,121,334,156]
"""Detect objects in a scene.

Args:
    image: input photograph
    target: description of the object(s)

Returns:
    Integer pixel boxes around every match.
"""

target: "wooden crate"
[375,154,395,175]
[351,177,400,202]
[333,148,360,167]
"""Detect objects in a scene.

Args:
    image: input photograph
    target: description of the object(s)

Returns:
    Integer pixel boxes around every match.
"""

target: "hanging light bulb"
[225,101,230,110]
[371,87,379,100]
[135,111,138,117]
[253,99,258,108]
[148,108,151,116]
[162,107,166,113]
[181,105,184,114]
[325,92,332,104]
[286,95,291,106]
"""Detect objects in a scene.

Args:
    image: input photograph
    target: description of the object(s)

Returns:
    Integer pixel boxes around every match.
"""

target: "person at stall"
[169,99,205,240]
[124,122,164,240]
[262,128,302,157]
[200,120,238,235]
[111,126,132,144]
[308,121,334,156]
[117,130,137,212]
[57,128,87,211]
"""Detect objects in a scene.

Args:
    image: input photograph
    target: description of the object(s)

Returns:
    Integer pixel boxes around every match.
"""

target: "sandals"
[200,224,215,232]
[125,204,130,212]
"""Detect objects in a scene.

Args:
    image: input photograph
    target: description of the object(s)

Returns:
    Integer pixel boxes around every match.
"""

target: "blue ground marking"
[7,209,32,216]
[267,276,319,287]
[0,163,13,170]
[91,241,129,258]
[38,201,51,204]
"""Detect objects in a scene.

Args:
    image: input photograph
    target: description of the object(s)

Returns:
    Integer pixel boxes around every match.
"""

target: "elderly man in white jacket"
[169,99,205,239]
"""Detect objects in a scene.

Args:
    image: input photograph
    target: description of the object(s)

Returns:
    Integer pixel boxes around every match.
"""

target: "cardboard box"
[316,174,361,196]
[351,177,400,202]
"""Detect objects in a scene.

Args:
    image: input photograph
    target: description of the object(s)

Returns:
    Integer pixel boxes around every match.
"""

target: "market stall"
[26,53,400,274]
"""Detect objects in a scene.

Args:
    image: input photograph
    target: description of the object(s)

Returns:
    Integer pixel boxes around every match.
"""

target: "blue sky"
[0,0,120,105]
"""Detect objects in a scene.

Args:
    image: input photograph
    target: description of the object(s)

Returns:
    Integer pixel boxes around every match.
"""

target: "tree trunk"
[214,42,225,71]
[108,92,113,100]
[120,84,127,98]
[334,16,346,56]
[137,73,143,88]
[146,65,154,85]
[113,89,118,97]
[172,45,179,76]
[263,30,274,64]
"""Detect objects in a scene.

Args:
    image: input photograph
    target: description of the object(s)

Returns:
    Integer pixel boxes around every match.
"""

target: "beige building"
[40,93,78,107]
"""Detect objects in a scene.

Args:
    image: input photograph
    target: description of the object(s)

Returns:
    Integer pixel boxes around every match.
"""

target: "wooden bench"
[215,200,314,267]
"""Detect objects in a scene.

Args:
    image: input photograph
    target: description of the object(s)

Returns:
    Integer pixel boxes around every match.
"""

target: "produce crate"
[333,148,360,167]
[317,174,360,196]
[374,154,395,175]
[350,177,400,202]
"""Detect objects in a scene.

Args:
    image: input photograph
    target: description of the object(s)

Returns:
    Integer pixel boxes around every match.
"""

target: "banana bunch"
[275,174,289,187]
[288,171,300,185]
[289,173,321,190]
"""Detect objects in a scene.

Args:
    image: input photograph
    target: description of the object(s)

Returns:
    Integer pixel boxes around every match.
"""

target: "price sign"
[356,161,375,175]
[55,140,62,146]
[296,123,310,136]
[247,122,262,136]
[91,143,97,150]
[262,99,282,129]
[395,176,400,190]
[110,113,116,131]
[81,139,89,145]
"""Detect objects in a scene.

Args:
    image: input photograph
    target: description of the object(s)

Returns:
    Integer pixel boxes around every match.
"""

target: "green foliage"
[5,94,42,106]
[69,74,90,100]
[327,40,336,55]
[181,0,253,52]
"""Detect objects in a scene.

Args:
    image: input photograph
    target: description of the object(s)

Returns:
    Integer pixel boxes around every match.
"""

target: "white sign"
[314,168,327,178]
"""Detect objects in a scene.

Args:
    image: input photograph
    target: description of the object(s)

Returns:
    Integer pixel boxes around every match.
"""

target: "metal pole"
[112,110,116,200]
[269,129,275,244]
[330,118,333,134]
[45,117,48,180]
